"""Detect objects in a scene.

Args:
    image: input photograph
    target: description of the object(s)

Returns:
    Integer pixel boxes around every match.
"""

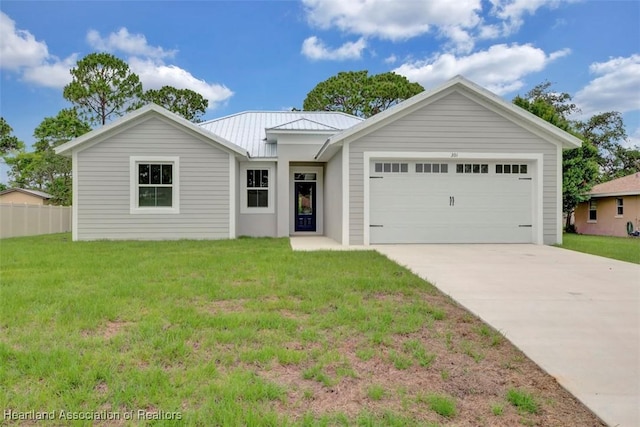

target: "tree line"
[2,65,638,228]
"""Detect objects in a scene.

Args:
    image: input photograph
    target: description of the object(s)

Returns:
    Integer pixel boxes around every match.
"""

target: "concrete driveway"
[373,244,639,427]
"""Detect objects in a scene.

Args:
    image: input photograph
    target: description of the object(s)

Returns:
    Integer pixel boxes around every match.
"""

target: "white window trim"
[240,164,275,214]
[130,156,180,214]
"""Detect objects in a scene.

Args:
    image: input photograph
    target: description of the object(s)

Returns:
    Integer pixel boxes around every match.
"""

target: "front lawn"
[0,234,603,425]
[559,233,640,264]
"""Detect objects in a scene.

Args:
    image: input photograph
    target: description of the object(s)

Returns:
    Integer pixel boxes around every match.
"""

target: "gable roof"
[0,188,52,199]
[55,104,249,158]
[588,173,640,197]
[315,75,583,160]
[199,111,362,158]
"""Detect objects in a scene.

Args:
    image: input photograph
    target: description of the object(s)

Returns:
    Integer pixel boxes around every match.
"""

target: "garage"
[369,159,535,244]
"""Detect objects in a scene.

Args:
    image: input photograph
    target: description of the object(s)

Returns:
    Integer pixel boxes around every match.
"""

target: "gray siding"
[237,214,277,237]
[324,148,342,242]
[348,91,558,245]
[236,161,277,237]
[76,116,230,240]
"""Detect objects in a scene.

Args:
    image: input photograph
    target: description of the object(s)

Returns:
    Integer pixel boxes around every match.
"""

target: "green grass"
[419,393,457,418]
[403,339,436,368]
[491,403,504,416]
[460,340,485,363]
[0,233,448,425]
[388,350,413,370]
[366,384,386,401]
[558,233,640,264]
[506,388,539,414]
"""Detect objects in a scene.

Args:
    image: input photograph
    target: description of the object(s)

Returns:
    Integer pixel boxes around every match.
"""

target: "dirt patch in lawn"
[261,292,605,426]
[81,320,132,339]
[196,298,248,314]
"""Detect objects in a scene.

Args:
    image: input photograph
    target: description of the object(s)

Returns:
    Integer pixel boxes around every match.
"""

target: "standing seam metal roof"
[267,118,341,131]
[198,111,362,158]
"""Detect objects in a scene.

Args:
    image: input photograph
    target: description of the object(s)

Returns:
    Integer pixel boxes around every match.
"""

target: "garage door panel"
[369,160,533,244]
[371,224,532,244]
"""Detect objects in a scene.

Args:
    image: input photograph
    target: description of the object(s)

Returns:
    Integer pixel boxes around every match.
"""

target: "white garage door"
[369,160,534,244]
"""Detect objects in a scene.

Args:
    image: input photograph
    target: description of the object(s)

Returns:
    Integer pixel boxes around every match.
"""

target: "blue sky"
[1,0,639,182]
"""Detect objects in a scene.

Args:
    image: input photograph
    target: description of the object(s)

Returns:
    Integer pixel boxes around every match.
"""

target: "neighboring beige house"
[55,75,582,245]
[575,173,640,237]
[0,188,53,205]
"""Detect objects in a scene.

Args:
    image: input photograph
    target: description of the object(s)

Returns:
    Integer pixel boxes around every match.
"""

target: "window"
[589,200,597,221]
[416,163,448,173]
[456,163,488,174]
[496,164,528,174]
[138,163,173,206]
[295,173,317,181]
[616,198,624,216]
[375,162,408,173]
[247,169,269,208]
[130,156,179,214]
[241,164,274,213]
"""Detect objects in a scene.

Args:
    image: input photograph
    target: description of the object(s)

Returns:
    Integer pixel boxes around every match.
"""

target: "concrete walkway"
[290,238,640,427]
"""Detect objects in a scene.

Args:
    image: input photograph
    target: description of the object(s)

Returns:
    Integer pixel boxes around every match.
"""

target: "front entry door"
[295,182,316,232]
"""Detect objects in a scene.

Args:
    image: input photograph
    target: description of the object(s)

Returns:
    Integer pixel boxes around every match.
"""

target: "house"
[54,75,582,245]
[574,173,640,237]
[0,188,53,205]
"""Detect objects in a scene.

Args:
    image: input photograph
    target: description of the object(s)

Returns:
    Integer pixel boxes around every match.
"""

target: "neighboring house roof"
[55,104,250,158]
[199,111,363,158]
[316,75,583,160]
[0,188,52,199]
[588,173,640,197]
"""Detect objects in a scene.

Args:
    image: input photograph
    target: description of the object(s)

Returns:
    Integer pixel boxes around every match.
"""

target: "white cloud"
[574,55,640,117]
[394,44,570,95]
[488,0,575,35]
[302,0,574,52]
[303,0,481,42]
[1,15,234,107]
[440,25,475,54]
[0,12,76,90]
[384,54,397,64]
[0,12,49,69]
[301,36,366,60]
[87,28,176,59]
[128,57,233,107]
[22,54,77,88]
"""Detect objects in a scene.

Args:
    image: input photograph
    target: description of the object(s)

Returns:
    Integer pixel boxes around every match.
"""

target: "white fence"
[0,203,72,238]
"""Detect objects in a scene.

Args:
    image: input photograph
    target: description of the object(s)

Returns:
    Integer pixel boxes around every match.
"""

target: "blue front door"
[295,181,316,232]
